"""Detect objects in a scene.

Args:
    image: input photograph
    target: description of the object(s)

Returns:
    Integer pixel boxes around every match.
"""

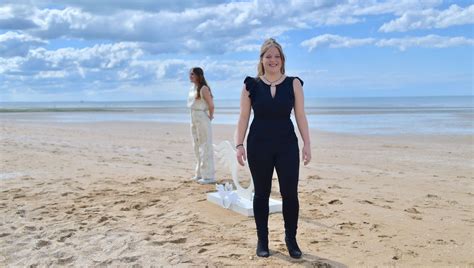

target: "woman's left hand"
[302,144,311,166]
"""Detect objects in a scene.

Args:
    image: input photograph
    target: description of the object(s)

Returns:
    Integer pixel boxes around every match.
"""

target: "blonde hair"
[257,38,286,76]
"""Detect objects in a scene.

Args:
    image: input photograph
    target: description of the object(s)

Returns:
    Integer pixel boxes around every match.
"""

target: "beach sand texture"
[1,121,473,266]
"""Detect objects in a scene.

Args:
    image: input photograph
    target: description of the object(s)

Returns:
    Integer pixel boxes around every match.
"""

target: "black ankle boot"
[256,239,270,257]
[285,236,302,259]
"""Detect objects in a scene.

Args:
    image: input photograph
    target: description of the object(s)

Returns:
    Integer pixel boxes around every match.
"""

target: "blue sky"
[0,0,472,101]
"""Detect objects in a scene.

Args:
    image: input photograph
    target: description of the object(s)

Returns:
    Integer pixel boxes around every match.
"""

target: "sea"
[1,96,472,135]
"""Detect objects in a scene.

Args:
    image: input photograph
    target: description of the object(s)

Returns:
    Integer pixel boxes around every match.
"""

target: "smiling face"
[262,46,282,75]
[258,39,286,76]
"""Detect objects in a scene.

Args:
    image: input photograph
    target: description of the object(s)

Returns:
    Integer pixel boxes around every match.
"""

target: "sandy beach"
[0,120,472,266]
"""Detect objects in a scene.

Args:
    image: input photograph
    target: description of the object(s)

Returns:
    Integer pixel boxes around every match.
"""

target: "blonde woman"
[187,67,216,184]
[235,39,311,258]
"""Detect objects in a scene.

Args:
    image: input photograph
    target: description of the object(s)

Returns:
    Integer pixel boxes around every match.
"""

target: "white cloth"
[188,86,215,179]
[187,86,208,110]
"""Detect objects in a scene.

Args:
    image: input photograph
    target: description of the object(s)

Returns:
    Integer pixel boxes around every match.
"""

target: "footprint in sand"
[120,256,139,263]
[24,226,36,231]
[16,209,26,217]
[307,175,322,180]
[35,240,51,249]
[358,199,392,209]
[152,237,187,246]
[337,222,356,230]
[351,240,363,248]
[328,199,342,205]
[404,207,421,214]
[13,194,26,199]
[369,223,380,232]
[359,200,374,205]
[310,237,331,244]
[65,208,76,214]
[0,233,10,238]
[58,232,74,242]
[97,216,108,223]
[57,256,75,265]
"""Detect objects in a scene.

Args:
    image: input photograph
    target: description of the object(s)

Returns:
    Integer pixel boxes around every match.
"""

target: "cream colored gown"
[187,86,215,179]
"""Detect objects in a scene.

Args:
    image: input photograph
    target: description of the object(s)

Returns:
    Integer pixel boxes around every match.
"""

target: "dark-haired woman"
[187,67,216,184]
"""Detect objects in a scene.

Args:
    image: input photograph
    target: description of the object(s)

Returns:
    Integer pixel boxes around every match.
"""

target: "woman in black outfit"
[235,38,311,258]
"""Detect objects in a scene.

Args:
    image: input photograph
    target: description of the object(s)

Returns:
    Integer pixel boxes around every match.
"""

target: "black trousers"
[247,140,300,240]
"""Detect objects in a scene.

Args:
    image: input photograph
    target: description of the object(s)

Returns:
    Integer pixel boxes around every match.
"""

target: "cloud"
[0,38,256,96]
[10,0,228,13]
[0,31,46,57]
[0,42,143,80]
[0,1,366,54]
[353,0,442,16]
[0,5,39,30]
[0,18,38,30]
[2,0,469,55]
[301,34,375,51]
[379,4,474,32]
[21,3,267,53]
[376,34,474,51]
[302,33,474,51]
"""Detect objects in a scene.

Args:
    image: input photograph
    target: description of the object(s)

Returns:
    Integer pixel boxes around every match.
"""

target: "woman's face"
[189,71,197,83]
[262,46,282,75]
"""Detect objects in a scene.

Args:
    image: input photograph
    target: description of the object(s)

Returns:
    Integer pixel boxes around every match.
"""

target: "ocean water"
[1,96,472,135]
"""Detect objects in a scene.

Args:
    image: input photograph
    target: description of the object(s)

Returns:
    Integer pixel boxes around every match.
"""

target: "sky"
[0,0,473,101]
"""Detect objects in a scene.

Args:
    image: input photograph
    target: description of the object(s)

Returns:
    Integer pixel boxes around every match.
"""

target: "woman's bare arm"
[293,78,312,165]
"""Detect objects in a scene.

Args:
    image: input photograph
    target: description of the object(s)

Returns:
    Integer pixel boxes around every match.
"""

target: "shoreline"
[2,115,473,136]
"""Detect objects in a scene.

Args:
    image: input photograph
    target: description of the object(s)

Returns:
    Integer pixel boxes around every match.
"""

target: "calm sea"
[1,96,472,135]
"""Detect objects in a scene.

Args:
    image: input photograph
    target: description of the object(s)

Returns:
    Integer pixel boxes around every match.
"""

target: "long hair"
[191,67,212,99]
[257,38,286,76]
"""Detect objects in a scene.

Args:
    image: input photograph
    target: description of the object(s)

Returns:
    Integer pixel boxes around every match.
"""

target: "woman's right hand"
[236,146,247,166]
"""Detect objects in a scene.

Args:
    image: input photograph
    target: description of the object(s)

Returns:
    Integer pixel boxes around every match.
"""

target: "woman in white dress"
[187,67,216,184]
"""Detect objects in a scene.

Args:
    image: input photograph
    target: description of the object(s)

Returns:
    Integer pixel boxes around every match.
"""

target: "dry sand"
[0,120,473,267]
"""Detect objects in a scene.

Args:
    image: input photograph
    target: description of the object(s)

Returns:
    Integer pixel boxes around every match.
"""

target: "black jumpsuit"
[244,76,303,240]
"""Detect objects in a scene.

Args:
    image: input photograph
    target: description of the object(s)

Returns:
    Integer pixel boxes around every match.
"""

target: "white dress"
[187,86,215,179]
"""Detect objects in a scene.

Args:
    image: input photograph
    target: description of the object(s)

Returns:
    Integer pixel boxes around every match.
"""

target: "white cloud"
[12,0,228,13]
[0,39,257,96]
[0,31,47,57]
[353,0,442,16]
[376,34,474,51]
[21,3,267,53]
[0,4,38,30]
[0,42,143,82]
[35,70,67,78]
[302,33,474,51]
[380,4,474,32]
[301,34,375,51]
[0,1,368,54]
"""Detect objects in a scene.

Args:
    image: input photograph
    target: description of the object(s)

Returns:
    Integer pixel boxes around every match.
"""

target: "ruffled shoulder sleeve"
[244,76,256,98]
[292,76,304,86]
[289,76,303,102]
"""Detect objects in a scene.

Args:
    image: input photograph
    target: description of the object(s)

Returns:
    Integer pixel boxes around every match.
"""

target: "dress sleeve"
[289,76,304,102]
[244,76,255,98]
[293,76,304,87]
